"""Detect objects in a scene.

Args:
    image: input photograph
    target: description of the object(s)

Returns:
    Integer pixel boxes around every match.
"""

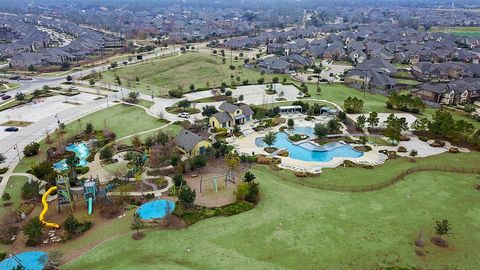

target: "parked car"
[1,95,11,100]
[178,112,190,118]
[0,92,5,97]
[4,127,19,132]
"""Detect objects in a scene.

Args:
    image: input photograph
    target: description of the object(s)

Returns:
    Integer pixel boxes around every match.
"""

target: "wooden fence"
[254,165,480,193]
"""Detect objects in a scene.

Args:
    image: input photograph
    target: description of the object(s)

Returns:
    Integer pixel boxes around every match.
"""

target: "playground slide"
[39,186,60,228]
[87,197,93,215]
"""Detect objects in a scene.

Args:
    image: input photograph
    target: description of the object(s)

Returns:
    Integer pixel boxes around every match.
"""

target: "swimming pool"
[136,200,176,221]
[256,132,363,162]
[0,251,47,270]
[286,126,316,138]
[53,142,90,171]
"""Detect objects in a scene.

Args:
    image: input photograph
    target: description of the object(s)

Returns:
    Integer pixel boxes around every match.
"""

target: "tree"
[15,92,25,101]
[177,99,191,110]
[66,75,73,82]
[272,77,279,83]
[356,115,366,130]
[287,118,294,128]
[257,78,265,84]
[189,84,195,91]
[155,131,169,146]
[0,153,5,164]
[131,212,145,238]
[40,250,63,270]
[409,149,418,160]
[314,123,329,139]
[28,64,36,72]
[344,97,364,113]
[225,90,232,97]
[173,174,184,187]
[238,94,244,101]
[131,135,142,148]
[225,153,240,171]
[367,111,379,129]
[89,79,95,86]
[128,92,140,102]
[202,105,218,117]
[384,114,403,143]
[244,171,256,182]
[435,219,452,238]
[22,217,44,246]
[263,131,276,147]
[326,119,340,134]
[84,122,94,135]
[179,186,196,207]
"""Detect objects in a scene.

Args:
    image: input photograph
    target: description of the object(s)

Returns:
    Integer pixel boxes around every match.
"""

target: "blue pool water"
[286,126,316,138]
[0,251,47,270]
[136,200,176,220]
[53,142,90,171]
[256,132,363,162]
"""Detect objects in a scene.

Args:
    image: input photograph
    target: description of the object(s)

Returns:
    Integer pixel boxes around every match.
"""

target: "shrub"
[23,142,40,157]
[168,89,183,98]
[22,217,44,246]
[63,215,79,237]
[100,146,114,160]
[22,181,40,200]
[2,192,11,201]
[397,146,407,153]
[0,168,7,174]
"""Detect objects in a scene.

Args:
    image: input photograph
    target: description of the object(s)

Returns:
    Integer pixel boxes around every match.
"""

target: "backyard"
[98,52,274,96]
[64,158,480,269]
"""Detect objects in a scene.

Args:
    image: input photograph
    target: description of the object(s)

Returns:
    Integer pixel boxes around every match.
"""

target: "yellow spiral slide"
[39,186,60,228]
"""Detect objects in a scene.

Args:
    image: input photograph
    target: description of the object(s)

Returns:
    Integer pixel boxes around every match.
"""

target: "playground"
[184,158,252,207]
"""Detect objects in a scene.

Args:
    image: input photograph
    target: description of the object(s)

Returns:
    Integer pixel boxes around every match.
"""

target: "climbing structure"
[56,176,74,213]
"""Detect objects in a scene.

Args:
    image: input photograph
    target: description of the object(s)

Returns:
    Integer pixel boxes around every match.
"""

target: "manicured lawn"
[98,52,274,96]
[65,165,480,269]
[274,152,480,187]
[0,176,28,217]
[0,120,32,127]
[14,103,166,173]
[303,82,390,112]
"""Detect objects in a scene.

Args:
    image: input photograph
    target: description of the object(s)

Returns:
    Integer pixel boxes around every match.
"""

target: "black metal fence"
[254,165,480,192]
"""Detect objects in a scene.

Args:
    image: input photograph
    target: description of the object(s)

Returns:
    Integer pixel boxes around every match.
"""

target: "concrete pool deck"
[233,121,462,173]
[234,125,388,173]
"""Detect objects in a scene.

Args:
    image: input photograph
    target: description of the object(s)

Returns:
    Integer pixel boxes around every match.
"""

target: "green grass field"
[430,26,480,37]
[98,52,274,96]
[272,152,479,187]
[65,163,480,269]
[0,176,28,217]
[14,103,166,173]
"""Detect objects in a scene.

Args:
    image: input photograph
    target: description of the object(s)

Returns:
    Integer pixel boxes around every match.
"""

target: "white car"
[178,112,190,118]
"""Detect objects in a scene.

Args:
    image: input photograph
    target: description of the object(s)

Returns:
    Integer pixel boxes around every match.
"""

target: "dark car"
[4,127,19,132]
[1,95,11,100]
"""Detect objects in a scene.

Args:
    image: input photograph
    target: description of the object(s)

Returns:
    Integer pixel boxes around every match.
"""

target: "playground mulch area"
[184,158,252,207]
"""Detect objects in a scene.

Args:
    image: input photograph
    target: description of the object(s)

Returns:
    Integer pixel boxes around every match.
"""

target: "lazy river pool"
[256,131,363,162]
[53,142,90,171]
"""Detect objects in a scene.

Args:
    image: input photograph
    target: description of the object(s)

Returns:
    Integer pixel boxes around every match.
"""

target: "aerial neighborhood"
[0,1,480,269]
